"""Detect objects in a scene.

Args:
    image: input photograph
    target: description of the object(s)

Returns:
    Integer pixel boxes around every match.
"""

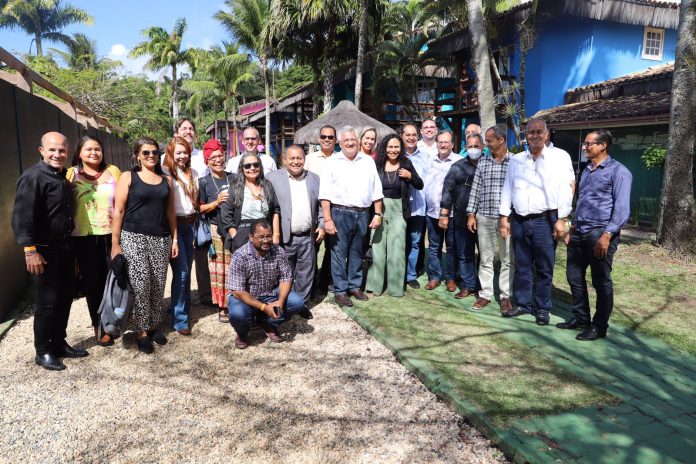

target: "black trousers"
[71,234,112,327]
[315,239,332,291]
[566,228,620,331]
[32,242,75,356]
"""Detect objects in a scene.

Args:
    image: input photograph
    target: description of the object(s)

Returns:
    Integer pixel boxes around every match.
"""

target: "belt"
[176,214,197,225]
[332,204,370,212]
[513,209,557,221]
[291,230,311,237]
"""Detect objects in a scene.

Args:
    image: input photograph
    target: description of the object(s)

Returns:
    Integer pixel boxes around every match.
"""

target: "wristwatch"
[604,231,613,237]
[374,212,382,217]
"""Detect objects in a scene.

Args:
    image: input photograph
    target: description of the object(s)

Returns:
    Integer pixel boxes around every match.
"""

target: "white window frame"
[642,27,664,61]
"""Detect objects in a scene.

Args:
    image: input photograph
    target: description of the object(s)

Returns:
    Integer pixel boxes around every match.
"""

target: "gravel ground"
[0,272,507,463]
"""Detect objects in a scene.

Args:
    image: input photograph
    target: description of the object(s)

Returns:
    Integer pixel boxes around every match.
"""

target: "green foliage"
[275,64,312,97]
[641,144,667,169]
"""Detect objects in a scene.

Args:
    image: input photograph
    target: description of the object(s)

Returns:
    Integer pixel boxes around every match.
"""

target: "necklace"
[80,167,103,181]
[211,175,226,193]
[385,163,399,184]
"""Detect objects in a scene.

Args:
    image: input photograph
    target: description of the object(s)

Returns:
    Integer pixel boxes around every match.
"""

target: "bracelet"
[25,251,37,256]
[374,213,382,217]
[439,214,449,218]
[325,219,333,224]
[260,303,266,313]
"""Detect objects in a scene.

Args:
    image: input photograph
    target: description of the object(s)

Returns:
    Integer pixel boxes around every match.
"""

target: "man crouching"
[227,218,306,349]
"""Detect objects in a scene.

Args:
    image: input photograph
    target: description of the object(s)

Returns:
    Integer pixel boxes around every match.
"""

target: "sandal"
[218,311,229,323]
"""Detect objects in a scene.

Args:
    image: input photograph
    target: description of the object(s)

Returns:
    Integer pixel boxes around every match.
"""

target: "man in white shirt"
[174,118,213,306]
[226,127,278,175]
[499,118,575,325]
[319,126,383,307]
[417,118,438,158]
[423,130,462,291]
[401,123,428,288]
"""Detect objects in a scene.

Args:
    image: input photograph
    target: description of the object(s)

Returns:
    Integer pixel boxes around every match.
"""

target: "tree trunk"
[262,56,271,156]
[323,21,337,113]
[311,57,322,118]
[171,63,179,122]
[231,95,239,157]
[35,33,43,57]
[466,0,496,130]
[223,96,230,153]
[354,0,368,110]
[656,0,696,253]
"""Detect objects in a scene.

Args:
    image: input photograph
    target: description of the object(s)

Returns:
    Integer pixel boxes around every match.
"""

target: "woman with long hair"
[359,127,377,159]
[198,139,236,322]
[366,134,423,297]
[67,135,121,346]
[220,152,280,253]
[111,137,178,354]
[162,136,198,335]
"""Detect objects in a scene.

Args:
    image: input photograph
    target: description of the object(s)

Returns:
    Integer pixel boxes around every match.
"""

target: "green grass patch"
[553,240,696,355]
[350,290,618,427]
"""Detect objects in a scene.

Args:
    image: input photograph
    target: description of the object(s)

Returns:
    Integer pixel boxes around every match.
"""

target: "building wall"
[523,17,677,116]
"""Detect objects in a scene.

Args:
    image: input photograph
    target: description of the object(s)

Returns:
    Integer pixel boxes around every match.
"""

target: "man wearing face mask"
[439,133,483,299]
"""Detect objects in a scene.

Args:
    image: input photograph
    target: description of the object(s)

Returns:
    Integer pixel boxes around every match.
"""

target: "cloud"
[107,43,158,80]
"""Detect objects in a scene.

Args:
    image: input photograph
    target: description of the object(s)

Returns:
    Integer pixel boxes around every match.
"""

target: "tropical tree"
[215,0,273,151]
[466,0,496,130]
[129,17,195,122]
[50,32,97,69]
[0,0,93,56]
[657,0,696,253]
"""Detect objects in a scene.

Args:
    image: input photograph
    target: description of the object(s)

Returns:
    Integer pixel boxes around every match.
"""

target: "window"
[642,27,664,61]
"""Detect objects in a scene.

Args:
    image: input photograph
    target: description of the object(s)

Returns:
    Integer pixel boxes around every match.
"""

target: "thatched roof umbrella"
[294,100,396,145]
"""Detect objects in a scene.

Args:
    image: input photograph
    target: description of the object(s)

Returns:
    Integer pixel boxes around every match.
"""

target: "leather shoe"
[472,297,490,310]
[350,289,369,301]
[97,333,114,347]
[500,298,513,312]
[576,326,607,341]
[299,308,314,319]
[148,330,168,345]
[54,342,89,358]
[335,294,353,307]
[556,317,590,330]
[177,328,191,336]
[407,280,420,289]
[455,289,477,299]
[263,325,284,343]
[137,336,154,354]
[446,280,457,292]
[502,306,530,318]
[535,311,550,326]
[35,353,66,371]
[425,280,440,290]
[234,336,249,349]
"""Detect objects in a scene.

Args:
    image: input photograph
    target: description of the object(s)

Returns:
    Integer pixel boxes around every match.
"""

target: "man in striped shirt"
[466,124,514,312]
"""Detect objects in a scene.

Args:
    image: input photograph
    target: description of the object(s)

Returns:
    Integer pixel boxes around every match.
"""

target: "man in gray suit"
[267,145,325,316]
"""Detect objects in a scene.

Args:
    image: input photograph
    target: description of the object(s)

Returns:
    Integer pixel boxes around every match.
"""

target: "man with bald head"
[226,126,278,175]
[13,132,88,371]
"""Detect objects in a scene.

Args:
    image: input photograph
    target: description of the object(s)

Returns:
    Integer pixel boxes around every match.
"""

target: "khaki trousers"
[476,214,514,300]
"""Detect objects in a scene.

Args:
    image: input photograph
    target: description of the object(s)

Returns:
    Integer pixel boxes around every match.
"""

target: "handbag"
[195,216,212,248]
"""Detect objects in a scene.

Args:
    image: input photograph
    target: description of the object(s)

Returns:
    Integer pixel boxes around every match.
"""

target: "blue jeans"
[510,212,558,314]
[171,223,195,331]
[330,207,370,295]
[406,215,425,281]
[426,216,456,282]
[227,289,305,338]
[566,229,620,331]
[453,218,478,291]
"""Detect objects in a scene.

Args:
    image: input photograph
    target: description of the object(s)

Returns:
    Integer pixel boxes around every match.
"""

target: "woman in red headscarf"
[198,139,237,322]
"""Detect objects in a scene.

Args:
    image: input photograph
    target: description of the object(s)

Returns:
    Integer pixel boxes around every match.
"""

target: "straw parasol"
[294,100,396,145]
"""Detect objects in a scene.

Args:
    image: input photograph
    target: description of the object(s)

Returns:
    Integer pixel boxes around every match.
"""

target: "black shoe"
[54,342,89,358]
[407,280,420,289]
[502,307,531,318]
[535,311,550,326]
[137,336,154,354]
[556,317,590,330]
[35,353,66,371]
[576,326,607,341]
[148,330,168,345]
[299,308,314,319]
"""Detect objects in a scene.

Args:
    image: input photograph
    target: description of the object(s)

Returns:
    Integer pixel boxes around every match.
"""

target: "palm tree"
[466,0,496,130]
[215,0,273,152]
[50,32,97,69]
[129,17,195,122]
[0,0,93,57]
[354,0,387,111]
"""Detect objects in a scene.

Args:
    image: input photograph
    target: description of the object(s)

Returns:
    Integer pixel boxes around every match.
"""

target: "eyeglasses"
[581,141,603,147]
[319,135,335,140]
[243,137,258,142]
[242,162,261,169]
[253,235,273,242]
[141,150,162,156]
[208,154,224,160]
[526,130,546,136]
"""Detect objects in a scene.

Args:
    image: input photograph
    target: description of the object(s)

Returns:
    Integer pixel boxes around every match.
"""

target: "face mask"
[467,148,483,160]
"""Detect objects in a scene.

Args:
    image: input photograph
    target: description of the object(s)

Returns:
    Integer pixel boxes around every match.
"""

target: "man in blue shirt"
[557,129,632,341]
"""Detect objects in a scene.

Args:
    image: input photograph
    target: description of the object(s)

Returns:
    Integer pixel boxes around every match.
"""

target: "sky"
[0,0,230,78]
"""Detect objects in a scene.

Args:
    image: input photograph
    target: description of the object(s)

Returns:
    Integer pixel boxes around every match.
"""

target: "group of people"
[13,113,632,372]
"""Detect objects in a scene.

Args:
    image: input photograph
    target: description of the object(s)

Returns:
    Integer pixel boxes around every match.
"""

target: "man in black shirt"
[12,132,88,371]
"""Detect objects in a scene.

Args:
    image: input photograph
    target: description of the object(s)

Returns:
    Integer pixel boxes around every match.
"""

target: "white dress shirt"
[319,151,383,208]
[417,140,439,158]
[162,166,198,216]
[225,152,278,175]
[190,148,208,178]
[288,171,313,234]
[424,151,462,219]
[499,146,574,218]
[305,149,334,180]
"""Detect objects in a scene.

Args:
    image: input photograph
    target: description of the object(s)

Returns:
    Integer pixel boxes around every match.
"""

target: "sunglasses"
[319,135,335,140]
[242,162,261,170]
[141,150,162,156]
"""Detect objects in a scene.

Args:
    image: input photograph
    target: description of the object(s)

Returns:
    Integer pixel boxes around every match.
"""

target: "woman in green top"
[67,135,121,347]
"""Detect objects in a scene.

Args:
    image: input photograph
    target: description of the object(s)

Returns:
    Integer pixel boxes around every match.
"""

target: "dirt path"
[0,272,506,463]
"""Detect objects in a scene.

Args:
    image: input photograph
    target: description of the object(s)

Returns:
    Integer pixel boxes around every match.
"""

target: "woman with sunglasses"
[366,134,423,297]
[162,136,198,335]
[198,139,236,322]
[111,137,178,354]
[67,135,121,347]
[359,127,378,159]
[220,153,280,253]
